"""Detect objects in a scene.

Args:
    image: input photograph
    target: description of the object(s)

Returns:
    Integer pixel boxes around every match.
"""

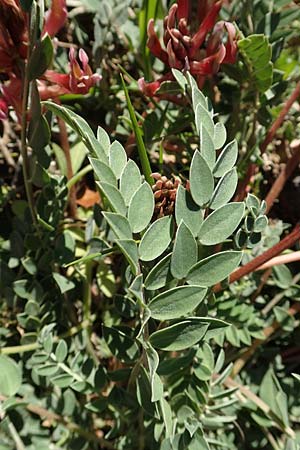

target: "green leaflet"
[171,221,197,279]
[97,182,127,216]
[213,122,227,149]
[209,168,238,210]
[213,140,238,178]
[149,319,209,351]
[128,182,154,233]
[89,158,117,186]
[195,103,214,137]
[139,216,174,261]
[190,151,214,207]
[198,203,245,245]
[144,253,173,290]
[102,212,132,240]
[238,34,273,93]
[0,355,22,397]
[120,160,142,205]
[200,124,215,170]
[148,285,207,320]
[175,185,203,236]
[186,251,242,286]
[109,141,127,179]
[97,126,110,155]
[115,239,139,275]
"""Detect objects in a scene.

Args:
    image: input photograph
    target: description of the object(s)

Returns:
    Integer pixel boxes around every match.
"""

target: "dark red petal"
[147,19,169,64]
[189,43,226,75]
[177,0,189,20]
[190,0,222,56]
[44,0,68,37]
[138,78,161,97]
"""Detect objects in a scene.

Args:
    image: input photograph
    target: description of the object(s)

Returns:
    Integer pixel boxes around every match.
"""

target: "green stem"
[67,164,92,189]
[120,74,153,185]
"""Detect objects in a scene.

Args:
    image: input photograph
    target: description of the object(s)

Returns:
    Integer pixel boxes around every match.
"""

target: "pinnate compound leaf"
[144,253,173,291]
[186,251,242,286]
[238,34,273,93]
[213,140,238,178]
[195,103,214,137]
[199,203,245,245]
[213,122,227,149]
[109,141,127,179]
[149,286,207,321]
[120,160,142,205]
[149,319,209,351]
[190,151,214,207]
[209,168,238,210]
[102,212,132,240]
[139,216,173,261]
[102,326,140,363]
[89,158,117,186]
[171,221,197,279]
[175,185,203,236]
[128,182,154,233]
[115,239,139,276]
[97,182,126,216]
[0,356,22,397]
[200,124,215,169]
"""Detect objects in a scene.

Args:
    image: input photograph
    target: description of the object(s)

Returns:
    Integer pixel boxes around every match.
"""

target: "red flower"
[43,0,68,37]
[139,0,238,96]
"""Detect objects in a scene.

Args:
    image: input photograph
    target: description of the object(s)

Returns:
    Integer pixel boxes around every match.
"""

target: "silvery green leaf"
[139,216,173,261]
[128,182,154,233]
[89,157,117,186]
[200,124,215,169]
[190,151,214,207]
[97,126,110,154]
[148,285,207,320]
[213,140,238,178]
[199,203,245,245]
[102,212,132,240]
[97,181,126,216]
[144,253,173,291]
[171,221,197,279]
[109,141,127,179]
[213,122,227,149]
[120,160,142,205]
[209,168,238,210]
[195,103,214,137]
[175,185,203,236]
[187,251,242,286]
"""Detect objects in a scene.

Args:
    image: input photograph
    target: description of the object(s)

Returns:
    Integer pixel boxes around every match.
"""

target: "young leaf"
[198,203,245,245]
[213,122,227,149]
[128,182,154,233]
[109,141,127,179]
[171,221,197,279]
[120,160,142,206]
[210,168,238,210]
[213,140,238,178]
[97,182,127,216]
[144,253,173,291]
[139,216,173,261]
[115,239,139,276]
[149,319,209,351]
[175,185,203,236]
[148,285,207,321]
[102,212,132,240]
[89,158,117,186]
[186,251,242,286]
[190,151,214,207]
[200,124,215,169]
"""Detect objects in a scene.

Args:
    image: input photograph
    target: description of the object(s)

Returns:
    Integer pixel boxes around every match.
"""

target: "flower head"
[139,0,238,96]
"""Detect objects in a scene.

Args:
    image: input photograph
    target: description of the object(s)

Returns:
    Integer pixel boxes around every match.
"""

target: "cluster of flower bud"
[151,173,180,218]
